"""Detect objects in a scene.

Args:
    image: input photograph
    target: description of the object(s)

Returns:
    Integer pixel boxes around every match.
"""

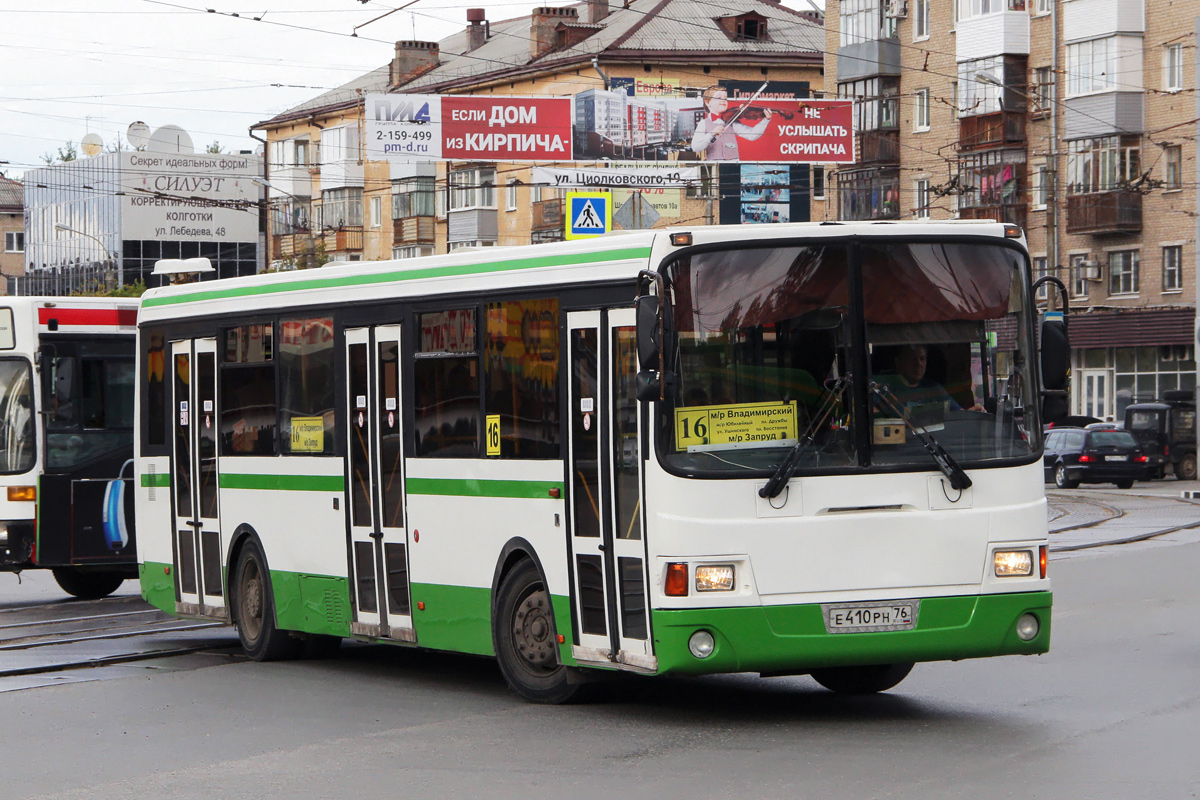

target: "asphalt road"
[3,495,1199,800]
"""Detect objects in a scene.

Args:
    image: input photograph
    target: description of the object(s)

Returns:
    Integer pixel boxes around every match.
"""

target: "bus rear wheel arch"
[492,558,584,704]
[810,662,914,695]
[231,537,301,661]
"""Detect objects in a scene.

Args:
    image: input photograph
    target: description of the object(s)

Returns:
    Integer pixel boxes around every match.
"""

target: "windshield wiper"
[870,382,972,491]
[759,376,849,499]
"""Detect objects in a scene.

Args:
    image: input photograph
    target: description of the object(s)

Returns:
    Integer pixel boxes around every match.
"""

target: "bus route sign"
[674,401,798,450]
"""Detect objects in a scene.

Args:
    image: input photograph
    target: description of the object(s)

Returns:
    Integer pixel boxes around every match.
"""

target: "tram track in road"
[0,593,241,687]
[1047,488,1200,552]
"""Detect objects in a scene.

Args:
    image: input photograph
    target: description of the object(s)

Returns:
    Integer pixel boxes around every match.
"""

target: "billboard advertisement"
[120,152,260,242]
[366,94,573,162]
[574,82,853,164]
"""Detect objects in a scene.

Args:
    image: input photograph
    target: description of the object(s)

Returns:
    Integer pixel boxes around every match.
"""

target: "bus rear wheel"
[51,568,125,600]
[233,539,301,662]
[811,662,914,695]
[493,559,582,704]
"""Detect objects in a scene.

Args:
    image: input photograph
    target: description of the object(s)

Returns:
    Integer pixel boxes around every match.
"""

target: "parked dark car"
[1043,427,1151,489]
[1124,391,1197,480]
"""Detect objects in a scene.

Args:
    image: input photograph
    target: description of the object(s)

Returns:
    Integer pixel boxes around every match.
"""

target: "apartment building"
[254,0,825,263]
[824,0,1196,421]
[0,176,23,294]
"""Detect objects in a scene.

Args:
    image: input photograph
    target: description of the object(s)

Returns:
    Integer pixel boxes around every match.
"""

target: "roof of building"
[0,176,23,211]
[257,0,821,127]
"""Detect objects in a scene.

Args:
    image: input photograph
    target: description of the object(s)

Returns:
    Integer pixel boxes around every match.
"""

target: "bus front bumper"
[649,591,1051,676]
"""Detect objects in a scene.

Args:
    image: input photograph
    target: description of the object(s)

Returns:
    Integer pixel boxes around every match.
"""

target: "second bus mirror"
[636,294,660,371]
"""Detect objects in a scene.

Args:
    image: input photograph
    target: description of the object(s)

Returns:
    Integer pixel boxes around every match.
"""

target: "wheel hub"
[512,590,555,669]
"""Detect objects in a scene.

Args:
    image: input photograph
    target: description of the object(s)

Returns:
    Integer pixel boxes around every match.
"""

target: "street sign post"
[565,191,612,239]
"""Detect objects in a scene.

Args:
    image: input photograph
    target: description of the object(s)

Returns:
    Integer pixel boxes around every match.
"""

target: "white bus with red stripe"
[0,296,140,598]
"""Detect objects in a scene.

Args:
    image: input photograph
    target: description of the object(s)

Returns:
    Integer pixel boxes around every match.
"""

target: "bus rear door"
[345,326,414,641]
[566,309,654,671]
[170,338,225,616]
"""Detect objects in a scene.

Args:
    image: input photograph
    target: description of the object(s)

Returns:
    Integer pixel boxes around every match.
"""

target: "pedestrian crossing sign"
[565,191,612,239]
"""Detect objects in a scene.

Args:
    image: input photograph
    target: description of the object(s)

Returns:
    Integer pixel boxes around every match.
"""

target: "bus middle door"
[566,309,654,672]
[345,326,414,642]
[170,338,224,617]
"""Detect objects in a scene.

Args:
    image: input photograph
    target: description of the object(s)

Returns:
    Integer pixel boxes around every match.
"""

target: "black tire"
[1177,453,1198,481]
[1115,480,1134,489]
[811,662,914,695]
[51,568,125,600]
[1054,463,1079,490]
[232,539,301,662]
[493,559,582,704]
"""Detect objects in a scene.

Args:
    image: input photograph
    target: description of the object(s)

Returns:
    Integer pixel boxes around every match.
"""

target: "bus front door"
[170,338,225,617]
[345,326,414,642]
[566,309,654,672]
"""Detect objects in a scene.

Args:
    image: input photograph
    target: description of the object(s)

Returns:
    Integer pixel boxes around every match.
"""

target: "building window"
[506,179,518,211]
[1110,345,1196,416]
[1163,245,1183,292]
[448,240,497,252]
[840,0,895,47]
[1034,0,1051,15]
[1164,44,1185,92]
[957,150,1024,212]
[914,0,930,39]
[735,15,767,41]
[1031,161,1049,209]
[392,177,434,218]
[838,168,900,220]
[370,196,382,229]
[957,56,1009,118]
[914,89,930,131]
[811,165,825,200]
[1033,256,1049,301]
[449,167,497,211]
[1164,145,1182,190]
[1070,253,1091,299]
[839,76,899,132]
[1032,66,1054,115]
[1066,136,1140,195]
[4,231,23,253]
[319,188,362,228]
[914,179,931,218]
[1066,38,1117,96]
[958,0,1025,19]
[268,137,311,169]
[393,245,434,259]
[1108,250,1139,296]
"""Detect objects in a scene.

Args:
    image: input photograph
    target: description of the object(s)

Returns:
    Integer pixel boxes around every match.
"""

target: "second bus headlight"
[695,565,735,592]
[994,550,1034,577]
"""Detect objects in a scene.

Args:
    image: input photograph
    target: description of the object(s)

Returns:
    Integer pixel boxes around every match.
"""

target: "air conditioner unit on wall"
[885,0,908,19]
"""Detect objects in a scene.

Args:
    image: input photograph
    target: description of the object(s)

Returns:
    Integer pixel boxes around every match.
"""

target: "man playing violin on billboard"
[691,86,777,161]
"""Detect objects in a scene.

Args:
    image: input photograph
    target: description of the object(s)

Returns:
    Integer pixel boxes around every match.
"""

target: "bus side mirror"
[1040,315,1070,423]
[636,294,660,371]
[636,369,675,402]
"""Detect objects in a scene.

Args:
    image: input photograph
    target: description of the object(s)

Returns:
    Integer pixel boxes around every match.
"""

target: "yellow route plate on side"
[290,416,325,453]
[674,401,798,450]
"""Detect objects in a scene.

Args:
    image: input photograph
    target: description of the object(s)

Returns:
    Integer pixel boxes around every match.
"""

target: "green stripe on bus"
[219,473,345,492]
[142,246,654,308]
[140,473,171,488]
[405,477,562,499]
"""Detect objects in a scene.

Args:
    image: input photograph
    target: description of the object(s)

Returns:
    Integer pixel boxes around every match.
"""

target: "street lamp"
[53,223,118,290]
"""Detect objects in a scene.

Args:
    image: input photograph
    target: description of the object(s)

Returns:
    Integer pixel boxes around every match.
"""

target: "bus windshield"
[0,358,36,474]
[660,240,1038,476]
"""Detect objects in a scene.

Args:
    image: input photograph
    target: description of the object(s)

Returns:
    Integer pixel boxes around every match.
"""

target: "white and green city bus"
[135,221,1055,701]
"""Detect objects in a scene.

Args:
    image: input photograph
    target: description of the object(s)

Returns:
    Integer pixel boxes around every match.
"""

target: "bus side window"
[48,356,77,427]
[144,330,167,450]
[483,299,559,459]
[414,308,480,458]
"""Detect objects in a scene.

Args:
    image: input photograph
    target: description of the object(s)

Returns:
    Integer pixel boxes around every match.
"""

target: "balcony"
[532,198,563,231]
[958,203,1027,231]
[271,232,316,261]
[958,112,1026,152]
[323,225,364,253]
[956,9,1029,61]
[857,130,899,164]
[1066,190,1142,235]
[393,215,435,245]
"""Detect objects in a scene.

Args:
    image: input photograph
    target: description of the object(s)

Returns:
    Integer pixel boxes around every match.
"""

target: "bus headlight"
[688,630,715,658]
[994,550,1034,577]
[695,565,734,592]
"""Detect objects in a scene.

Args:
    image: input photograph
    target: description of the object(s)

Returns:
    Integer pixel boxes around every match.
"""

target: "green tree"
[205,140,226,154]
[40,141,78,164]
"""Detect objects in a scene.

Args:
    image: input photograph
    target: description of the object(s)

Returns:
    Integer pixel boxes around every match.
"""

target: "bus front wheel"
[493,559,582,704]
[51,568,125,600]
[811,662,914,695]
[233,539,301,661]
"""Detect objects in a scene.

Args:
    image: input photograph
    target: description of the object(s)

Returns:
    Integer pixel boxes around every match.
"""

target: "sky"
[1,0,825,181]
